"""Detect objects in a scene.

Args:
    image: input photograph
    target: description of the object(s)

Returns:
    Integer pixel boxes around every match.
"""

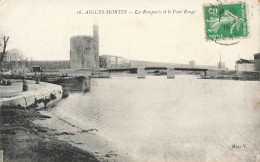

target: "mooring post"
[23,78,28,91]
[35,76,40,84]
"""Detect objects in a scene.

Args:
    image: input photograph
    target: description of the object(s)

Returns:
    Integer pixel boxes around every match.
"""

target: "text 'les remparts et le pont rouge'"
[76,9,196,15]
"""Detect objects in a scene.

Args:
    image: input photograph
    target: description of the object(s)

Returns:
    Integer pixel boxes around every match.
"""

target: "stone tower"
[70,24,99,70]
[70,36,97,69]
[93,24,99,68]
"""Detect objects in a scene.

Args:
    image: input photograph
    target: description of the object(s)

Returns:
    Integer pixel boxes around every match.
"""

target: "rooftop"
[236,59,255,64]
[254,53,260,58]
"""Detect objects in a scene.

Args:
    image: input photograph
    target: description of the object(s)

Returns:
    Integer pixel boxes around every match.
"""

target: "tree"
[4,48,28,74]
[5,49,25,61]
[0,34,10,70]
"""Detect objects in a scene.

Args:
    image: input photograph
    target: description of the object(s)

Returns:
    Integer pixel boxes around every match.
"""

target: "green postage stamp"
[204,2,248,40]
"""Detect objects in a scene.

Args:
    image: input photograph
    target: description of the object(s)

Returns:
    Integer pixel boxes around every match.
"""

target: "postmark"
[203,2,248,41]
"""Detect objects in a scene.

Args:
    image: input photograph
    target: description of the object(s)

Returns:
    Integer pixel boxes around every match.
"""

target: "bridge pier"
[167,68,175,79]
[137,67,146,78]
[204,70,207,76]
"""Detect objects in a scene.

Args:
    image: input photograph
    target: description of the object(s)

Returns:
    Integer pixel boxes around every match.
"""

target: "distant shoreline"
[200,70,260,81]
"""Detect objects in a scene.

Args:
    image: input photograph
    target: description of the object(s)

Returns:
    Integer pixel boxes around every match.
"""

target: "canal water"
[36,75,260,162]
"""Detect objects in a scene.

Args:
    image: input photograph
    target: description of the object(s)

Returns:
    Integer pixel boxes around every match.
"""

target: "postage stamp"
[203,2,248,40]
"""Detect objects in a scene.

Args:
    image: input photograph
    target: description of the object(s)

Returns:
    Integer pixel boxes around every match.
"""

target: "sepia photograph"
[0,0,260,161]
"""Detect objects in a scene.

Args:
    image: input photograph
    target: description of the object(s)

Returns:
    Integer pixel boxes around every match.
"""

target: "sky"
[0,0,259,69]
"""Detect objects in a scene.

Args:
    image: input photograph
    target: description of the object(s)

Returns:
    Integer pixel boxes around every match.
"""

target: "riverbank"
[0,80,99,161]
[201,70,260,81]
[1,105,99,162]
[33,93,135,162]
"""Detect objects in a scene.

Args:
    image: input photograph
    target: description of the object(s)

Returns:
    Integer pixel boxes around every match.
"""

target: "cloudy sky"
[0,0,259,69]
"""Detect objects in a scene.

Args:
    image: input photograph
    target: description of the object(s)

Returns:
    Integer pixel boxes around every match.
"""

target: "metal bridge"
[100,67,208,76]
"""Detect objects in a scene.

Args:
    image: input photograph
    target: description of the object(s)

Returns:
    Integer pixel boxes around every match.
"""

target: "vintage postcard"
[0,0,260,162]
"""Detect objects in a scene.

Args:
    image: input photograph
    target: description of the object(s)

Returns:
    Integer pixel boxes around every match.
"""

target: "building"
[99,56,109,69]
[70,24,99,70]
[254,53,260,71]
[99,55,130,69]
[32,66,41,72]
[235,59,255,72]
